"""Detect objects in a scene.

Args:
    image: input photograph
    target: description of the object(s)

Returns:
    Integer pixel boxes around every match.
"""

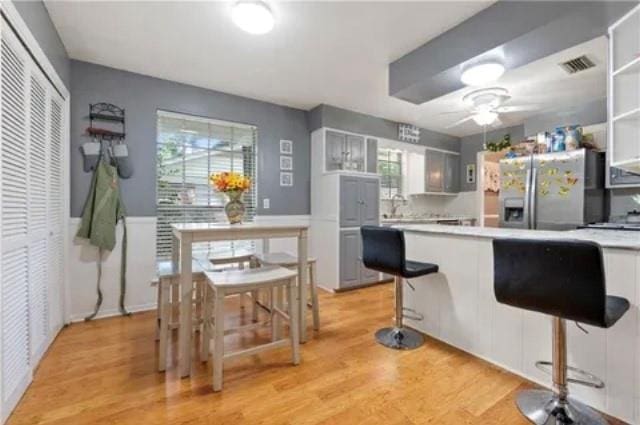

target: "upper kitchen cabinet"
[323,129,377,174]
[608,4,640,174]
[444,152,460,193]
[424,149,460,194]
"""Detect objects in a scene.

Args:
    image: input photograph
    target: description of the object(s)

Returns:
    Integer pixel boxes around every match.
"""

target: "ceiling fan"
[441,87,539,129]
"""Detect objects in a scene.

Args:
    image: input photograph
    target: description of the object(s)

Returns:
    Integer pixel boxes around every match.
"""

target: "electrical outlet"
[263,198,270,209]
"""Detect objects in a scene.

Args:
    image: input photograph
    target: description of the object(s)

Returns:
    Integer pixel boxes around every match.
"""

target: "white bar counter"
[394,224,639,424]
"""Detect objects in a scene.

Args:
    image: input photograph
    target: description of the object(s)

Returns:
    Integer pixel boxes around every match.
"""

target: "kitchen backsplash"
[381,192,477,218]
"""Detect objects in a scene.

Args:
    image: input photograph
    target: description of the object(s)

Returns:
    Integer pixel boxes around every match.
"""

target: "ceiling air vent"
[559,55,596,74]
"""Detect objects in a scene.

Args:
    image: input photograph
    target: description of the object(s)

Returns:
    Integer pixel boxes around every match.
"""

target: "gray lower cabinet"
[339,175,380,227]
[339,229,379,288]
[339,230,361,288]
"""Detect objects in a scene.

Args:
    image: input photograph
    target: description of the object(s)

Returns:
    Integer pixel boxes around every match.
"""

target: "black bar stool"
[493,238,630,425]
[361,226,438,350]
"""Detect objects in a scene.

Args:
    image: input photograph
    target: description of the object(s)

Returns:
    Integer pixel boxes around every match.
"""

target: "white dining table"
[171,222,309,378]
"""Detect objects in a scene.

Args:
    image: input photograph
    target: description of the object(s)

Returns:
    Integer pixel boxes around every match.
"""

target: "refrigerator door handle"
[530,168,538,229]
[524,168,532,229]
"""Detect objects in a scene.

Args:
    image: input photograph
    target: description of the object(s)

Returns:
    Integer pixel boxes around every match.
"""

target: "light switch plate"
[263,198,270,209]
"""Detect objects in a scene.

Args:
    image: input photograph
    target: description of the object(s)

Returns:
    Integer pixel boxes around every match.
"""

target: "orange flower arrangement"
[209,171,251,193]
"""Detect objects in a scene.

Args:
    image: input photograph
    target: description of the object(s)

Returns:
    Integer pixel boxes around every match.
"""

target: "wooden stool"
[208,250,261,321]
[201,266,300,392]
[152,253,258,372]
[255,252,320,331]
[152,260,207,372]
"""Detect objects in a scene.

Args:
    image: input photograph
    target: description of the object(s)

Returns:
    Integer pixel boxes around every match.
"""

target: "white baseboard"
[69,302,158,323]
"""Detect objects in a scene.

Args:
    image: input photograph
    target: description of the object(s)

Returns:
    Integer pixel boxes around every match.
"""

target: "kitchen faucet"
[390,193,406,218]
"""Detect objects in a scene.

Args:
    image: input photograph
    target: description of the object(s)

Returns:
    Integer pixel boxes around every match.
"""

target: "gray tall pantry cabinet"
[310,128,382,291]
[339,176,380,288]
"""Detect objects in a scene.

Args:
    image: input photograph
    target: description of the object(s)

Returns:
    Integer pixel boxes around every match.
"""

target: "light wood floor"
[8,283,624,425]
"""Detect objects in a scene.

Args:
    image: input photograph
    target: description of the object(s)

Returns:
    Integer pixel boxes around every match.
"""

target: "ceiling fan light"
[472,111,498,126]
[232,1,274,35]
[461,63,505,86]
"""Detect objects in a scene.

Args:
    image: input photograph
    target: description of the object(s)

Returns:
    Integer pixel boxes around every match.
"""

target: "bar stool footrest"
[402,307,424,322]
[534,361,605,389]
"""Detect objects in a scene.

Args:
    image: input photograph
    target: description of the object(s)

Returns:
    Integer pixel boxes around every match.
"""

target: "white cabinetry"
[310,128,382,291]
[0,12,68,421]
[608,4,640,174]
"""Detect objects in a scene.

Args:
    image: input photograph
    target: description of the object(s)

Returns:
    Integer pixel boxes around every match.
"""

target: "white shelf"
[612,108,640,123]
[613,56,640,76]
[611,157,640,174]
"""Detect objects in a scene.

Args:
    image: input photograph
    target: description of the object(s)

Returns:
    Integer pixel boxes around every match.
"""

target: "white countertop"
[381,216,475,224]
[171,222,309,233]
[394,224,640,251]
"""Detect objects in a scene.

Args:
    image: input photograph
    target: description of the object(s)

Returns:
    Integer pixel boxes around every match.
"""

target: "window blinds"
[156,111,257,260]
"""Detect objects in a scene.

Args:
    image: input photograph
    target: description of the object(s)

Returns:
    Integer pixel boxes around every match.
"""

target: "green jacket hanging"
[77,160,130,320]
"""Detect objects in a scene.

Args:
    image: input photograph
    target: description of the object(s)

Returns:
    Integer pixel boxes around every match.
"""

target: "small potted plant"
[209,171,251,224]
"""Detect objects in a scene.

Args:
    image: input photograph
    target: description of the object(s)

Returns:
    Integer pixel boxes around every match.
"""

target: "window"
[156,111,257,260]
[378,148,402,199]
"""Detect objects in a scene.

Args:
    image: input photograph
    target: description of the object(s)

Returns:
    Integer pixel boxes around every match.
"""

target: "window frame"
[155,110,258,261]
[377,148,403,200]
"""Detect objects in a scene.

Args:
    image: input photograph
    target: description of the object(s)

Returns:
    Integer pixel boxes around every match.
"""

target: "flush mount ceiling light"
[232,1,274,35]
[461,62,505,86]
[472,110,498,126]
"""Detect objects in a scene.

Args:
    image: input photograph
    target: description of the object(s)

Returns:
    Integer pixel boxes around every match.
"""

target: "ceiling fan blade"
[446,115,475,129]
[496,105,540,113]
[438,110,467,115]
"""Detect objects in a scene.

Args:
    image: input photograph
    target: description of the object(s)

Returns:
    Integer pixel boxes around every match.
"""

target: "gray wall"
[459,125,525,192]
[308,104,461,152]
[70,60,310,217]
[523,98,607,137]
[12,0,70,90]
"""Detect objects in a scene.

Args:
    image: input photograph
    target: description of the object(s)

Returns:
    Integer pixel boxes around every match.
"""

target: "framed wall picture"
[280,155,293,170]
[280,172,293,187]
[280,139,293,155]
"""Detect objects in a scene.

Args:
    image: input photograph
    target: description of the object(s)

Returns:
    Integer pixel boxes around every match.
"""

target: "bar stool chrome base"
[375,326,424,350]
[516,389,607,425]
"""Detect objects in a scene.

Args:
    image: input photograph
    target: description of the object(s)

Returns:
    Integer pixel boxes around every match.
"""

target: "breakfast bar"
[394,224,640,424]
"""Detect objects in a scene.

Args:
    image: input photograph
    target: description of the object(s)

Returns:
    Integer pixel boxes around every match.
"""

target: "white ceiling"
[422,35,608,137]
[45,1,605,138]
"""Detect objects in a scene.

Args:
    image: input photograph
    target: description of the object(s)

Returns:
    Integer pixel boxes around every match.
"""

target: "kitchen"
[2,1,640,425]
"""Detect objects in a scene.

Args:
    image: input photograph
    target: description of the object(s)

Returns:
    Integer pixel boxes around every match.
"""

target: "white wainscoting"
[67,215,310,321]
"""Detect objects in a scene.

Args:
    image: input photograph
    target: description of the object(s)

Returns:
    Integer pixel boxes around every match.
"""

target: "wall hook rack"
[87,102,126,140]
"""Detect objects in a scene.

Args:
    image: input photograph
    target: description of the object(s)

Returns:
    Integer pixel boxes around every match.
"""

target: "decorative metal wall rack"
[87,102,126,140]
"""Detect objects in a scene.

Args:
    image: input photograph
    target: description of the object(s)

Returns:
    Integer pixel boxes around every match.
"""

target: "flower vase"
[224,191,246,224]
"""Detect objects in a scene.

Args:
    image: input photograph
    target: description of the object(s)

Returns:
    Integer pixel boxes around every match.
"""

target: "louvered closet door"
[1,21,33,415]
[1,17,67,420]
[27,65,51,364]
[47,91,65,336]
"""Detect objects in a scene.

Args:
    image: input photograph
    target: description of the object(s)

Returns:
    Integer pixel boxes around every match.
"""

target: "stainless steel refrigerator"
[498,149,605,230]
